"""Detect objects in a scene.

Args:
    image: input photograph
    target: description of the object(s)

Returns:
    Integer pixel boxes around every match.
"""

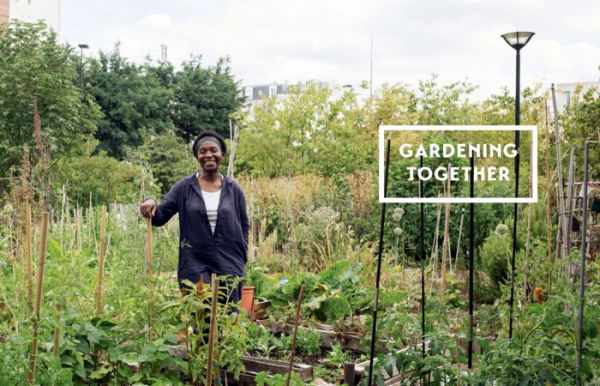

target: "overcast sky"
[61,0,600,100]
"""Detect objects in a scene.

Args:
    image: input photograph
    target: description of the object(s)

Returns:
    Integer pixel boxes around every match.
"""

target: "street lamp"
[77,43,89,93]
[501,31,534,340]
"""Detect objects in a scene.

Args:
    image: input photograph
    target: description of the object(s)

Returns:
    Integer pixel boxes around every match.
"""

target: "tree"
[171,56,243,141]
[561,83,600,179]
[236,82,368,177]
[86,46,173,159]
[0,21,101,193]
[129,132,198,195]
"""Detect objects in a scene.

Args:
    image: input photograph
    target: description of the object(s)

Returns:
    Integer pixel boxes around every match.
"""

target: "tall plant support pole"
[53,303,61,356]
[27,212,49,386]
[76,206,82,252]
[206,273,219,386]
[367,134,391,386]
[468,157,475,368]
[227,120,240,178]
[146,218,155,335]
[508,47,521,340]
[566,147,576,254]
[543,110,554,295]
[441,177,451,301]
[431,201,441,285]
[25,204,33,313]
[286,285,305,386]
[95,206,107,316]
[454,208,465,268]
[551,84,568,259]
[577,141,596,385]
[419,156,426,358]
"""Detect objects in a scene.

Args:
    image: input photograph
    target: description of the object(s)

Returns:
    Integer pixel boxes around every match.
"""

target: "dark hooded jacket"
[151,174,249,286]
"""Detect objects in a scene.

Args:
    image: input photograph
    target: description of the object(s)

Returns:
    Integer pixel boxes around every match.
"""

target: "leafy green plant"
[295,327,321,356]
[322,343,350,367]
[255,371,303,386]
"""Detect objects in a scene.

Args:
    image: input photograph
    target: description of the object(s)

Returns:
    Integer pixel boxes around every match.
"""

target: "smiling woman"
[139,130,249,305]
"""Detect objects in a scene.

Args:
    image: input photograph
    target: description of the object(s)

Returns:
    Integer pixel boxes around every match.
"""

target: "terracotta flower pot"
[241,286,255,316]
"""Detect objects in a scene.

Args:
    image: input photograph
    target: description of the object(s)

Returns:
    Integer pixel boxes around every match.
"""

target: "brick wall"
[0,0,9,24]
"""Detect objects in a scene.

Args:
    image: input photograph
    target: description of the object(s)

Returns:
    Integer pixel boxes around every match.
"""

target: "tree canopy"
[86,47,173,159]
[0,21,101,191]
[171,56,244,141]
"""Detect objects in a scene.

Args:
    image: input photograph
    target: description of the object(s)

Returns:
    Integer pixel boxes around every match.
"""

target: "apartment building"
[0,0,61,36]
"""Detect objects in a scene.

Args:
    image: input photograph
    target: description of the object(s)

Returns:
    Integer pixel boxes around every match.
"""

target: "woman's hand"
[139,199,156,218]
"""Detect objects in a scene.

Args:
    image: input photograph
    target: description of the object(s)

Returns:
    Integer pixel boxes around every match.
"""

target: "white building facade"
[1,0,61,36]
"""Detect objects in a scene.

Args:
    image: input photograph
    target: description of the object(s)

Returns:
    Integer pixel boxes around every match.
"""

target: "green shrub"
[295,327,321,356]
[479,225,512,297]
[129,132,198,194]
[52,153,154,206]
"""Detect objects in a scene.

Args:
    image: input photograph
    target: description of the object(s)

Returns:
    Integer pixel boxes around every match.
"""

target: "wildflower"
[392,213,402,221]
[393,227,403,236]
[495,223,509,235]
[394,207,405,216]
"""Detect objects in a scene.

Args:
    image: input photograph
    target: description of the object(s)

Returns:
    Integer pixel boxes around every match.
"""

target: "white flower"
[393,227,403,236]
[495,224,509,235]
[392,213,402,221]
[394,208,405,216]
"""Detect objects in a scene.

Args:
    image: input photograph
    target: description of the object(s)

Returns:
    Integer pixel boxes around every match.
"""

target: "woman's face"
[196,140,223,172]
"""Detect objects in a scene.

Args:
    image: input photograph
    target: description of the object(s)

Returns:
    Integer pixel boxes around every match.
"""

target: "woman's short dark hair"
[192,131,227,156]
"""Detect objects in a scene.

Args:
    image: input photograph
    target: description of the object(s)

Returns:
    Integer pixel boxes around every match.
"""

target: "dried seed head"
[495,224,509,235]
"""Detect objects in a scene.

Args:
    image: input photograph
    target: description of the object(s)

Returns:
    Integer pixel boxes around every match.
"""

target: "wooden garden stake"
[454,208,464,268]
[146,217,155,335]
[431,201,441,285]
[76,206,82,252]
[441,177,451,301]
[566,147,575,255]
[551,85,567,259]
[206,273,219,386]
[53,303,61,356]
[343,362,356,386]
[95,205,107,316]
[27,212,49,386]
[286,284,305,386]
[25,203,33,313]
[543,114,554,295]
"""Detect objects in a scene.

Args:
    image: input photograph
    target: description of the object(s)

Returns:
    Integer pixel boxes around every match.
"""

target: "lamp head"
[78,43,89,50]
[501,31,534,50]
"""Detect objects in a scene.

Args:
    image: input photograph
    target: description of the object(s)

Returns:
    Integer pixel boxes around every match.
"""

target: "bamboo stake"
[88,193,93,245]
[53,303,61,356]
[551,85,567,258]
[454,208,464,269]
[60,186,66,251]
[206,273,219,386]
[76,206,82,252]
[441,177,451,301]
[544,114,553,295]
[95,206,107,316]
[566,147,576,254]
[430,201,442,291]
[431,202,441,269]
[286,285,305,386]
[25,203,33,313]
[146,218,155,335]
[27,212,49,386]
[8,219,16,289]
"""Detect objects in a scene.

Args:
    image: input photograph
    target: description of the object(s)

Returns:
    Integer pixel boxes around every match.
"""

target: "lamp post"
[77,44,89,93]
[501,31,534,339]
